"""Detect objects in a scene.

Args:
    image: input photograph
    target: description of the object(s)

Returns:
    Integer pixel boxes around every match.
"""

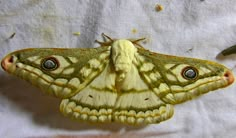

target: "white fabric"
[0,0,236,137]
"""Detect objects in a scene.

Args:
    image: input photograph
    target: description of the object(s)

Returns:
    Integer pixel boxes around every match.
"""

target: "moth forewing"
[137,49,234,104]
[1,47,111,98]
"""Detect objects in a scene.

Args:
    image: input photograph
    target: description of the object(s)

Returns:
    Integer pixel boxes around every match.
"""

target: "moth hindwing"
[1,35,234,125]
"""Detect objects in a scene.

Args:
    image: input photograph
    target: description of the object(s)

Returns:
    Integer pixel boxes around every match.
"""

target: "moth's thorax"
[111,39,137,81]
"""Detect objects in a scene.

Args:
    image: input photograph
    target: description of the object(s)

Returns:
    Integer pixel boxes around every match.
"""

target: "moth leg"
[101,33,113,41]
[95,33,114,47]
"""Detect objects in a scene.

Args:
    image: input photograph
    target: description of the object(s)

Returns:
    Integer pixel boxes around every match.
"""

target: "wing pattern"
[1,37,233,125]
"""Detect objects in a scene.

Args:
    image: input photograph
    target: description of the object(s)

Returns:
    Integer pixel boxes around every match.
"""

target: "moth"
[1,34,234,125]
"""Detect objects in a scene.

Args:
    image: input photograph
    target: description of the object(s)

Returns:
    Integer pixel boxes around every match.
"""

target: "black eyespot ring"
[182,66,198,80]
[41,57,59,71]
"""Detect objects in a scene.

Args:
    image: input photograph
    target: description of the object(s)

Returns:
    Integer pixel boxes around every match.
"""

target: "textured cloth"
[0,0,236,137]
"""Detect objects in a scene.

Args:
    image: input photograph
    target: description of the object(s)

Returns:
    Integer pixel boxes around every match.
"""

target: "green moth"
[1,34,234,125]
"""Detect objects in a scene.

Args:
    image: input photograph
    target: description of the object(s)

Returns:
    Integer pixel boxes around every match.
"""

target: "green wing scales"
[137,49,232,104]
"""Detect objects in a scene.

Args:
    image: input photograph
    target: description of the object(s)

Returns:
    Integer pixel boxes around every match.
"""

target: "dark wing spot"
[41,57,59,71]
[182,66,198,80]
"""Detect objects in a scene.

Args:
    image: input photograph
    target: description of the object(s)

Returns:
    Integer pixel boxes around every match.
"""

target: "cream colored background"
[0,0,236,137]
